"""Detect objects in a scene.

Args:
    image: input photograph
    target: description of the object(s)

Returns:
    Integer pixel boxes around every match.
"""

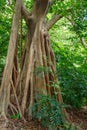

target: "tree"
[0,0,69,121]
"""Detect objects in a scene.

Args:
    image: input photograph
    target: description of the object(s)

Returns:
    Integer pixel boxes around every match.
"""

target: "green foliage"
[24,0,33,10]
[10,112,20,119]
[69,0,87,38]
[48,0,87,41]
[60,123,79,130]
[57,45,87,108]
[32,95,65,130]
[50,18,87,108]
[32,95,77,129]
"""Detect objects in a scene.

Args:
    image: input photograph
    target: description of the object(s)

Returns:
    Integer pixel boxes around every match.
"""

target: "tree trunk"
[0,0,69,121]
[0,0,22,117]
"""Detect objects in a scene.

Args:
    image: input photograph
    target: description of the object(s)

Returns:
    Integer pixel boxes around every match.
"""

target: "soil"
[67,107,87,130]
[0,108,87,130]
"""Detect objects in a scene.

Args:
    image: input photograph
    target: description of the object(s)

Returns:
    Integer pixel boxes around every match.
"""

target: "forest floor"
[67,107,87,130]
[0,108,87,130]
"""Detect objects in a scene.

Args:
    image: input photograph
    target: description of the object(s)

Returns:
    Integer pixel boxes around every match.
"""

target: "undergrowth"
[32,94,76,130]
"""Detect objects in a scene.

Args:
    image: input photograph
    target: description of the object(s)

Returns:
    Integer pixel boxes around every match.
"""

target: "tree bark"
[47,14,63,30]
[0,0,69,121]
[0,0,22,117]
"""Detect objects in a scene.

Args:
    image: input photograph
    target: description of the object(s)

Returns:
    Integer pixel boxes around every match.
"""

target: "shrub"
[54,44,87,108]
[32,95,65,130]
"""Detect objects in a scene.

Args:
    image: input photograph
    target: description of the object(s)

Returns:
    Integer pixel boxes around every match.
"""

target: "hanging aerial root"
[28,74,34,119]
[10,78,26,122]
[9,103,18,114]
[21,39,36,115]
[40,31,51,95]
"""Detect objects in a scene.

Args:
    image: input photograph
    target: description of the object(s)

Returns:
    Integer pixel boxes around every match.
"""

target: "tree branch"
[47,7,73,30]
[21,4,30,24]
[47,14,63,30]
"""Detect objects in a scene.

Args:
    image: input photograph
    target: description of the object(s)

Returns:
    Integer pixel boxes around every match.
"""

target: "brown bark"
[47,14,63,30]
[19,0,50,115]
[0,0,22,116]
[0,0,69,122]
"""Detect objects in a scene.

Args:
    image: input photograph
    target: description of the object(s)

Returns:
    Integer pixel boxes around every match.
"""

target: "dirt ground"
[67,108,87,130]
[0,108,87,130]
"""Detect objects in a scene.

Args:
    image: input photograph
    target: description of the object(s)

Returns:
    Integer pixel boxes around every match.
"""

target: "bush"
[54,44,87,108]
[32,95,65,130]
